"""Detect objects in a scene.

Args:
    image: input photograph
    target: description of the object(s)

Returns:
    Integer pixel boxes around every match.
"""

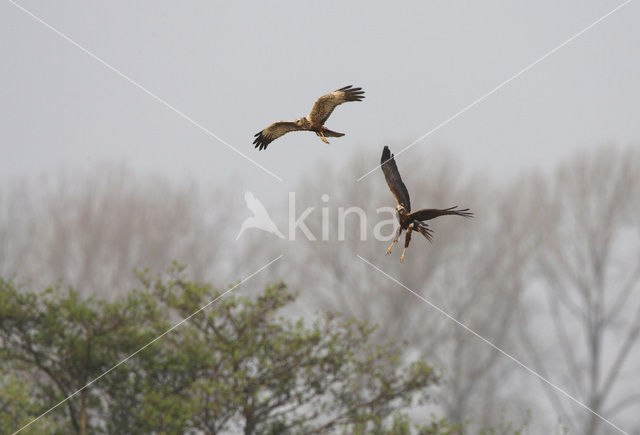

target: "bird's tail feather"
[416,223,433,242]
[322,128,345,137]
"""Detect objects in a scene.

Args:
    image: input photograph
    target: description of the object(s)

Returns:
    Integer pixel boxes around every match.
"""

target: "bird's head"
[295,117,309,128]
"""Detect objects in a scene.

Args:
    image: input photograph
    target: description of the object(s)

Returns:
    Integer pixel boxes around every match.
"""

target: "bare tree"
[0,164,240,297]
[520,145,640,434]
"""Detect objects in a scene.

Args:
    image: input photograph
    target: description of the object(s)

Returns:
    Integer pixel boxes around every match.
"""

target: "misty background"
[2,1,640,434]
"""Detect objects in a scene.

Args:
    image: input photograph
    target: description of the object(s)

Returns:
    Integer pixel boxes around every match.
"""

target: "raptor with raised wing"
[381,146,473,262]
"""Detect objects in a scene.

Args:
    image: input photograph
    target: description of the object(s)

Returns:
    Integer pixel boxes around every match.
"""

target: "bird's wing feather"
[307,85,364,125]
[253,121,303,150]
[380,146,411,212]
[410,206,473,221]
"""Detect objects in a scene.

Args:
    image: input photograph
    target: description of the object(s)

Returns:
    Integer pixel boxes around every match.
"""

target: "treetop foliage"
[0,269,449,434]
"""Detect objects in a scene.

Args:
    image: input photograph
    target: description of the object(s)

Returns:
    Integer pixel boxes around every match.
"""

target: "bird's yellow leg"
[387,227,401,255]
[384,232,400,255]
[400,247,406,263]
[386,238,397,255]
[319,131,330,144]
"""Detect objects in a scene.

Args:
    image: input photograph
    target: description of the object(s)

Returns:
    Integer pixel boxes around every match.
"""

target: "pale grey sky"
[2,0,639,197]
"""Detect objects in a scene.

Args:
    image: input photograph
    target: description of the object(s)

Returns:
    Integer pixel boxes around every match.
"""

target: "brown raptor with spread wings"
[253,85,364,150]
[381,146,473,262]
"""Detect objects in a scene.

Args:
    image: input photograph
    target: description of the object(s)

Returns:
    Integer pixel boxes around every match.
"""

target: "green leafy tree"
[0,270,450,434]
[0,374,63,434]
[121,271,441,433]
[0,278,159,434]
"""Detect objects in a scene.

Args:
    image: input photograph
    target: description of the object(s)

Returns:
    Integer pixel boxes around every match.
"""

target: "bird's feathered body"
[380,146,473,261]
[254,85,364,150]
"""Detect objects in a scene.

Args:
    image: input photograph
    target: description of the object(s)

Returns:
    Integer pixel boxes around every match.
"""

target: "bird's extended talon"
[400,252,405,263]
[385,247,392,255]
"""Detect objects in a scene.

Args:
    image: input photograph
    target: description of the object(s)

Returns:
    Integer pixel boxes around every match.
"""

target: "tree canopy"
[0,268,454,434]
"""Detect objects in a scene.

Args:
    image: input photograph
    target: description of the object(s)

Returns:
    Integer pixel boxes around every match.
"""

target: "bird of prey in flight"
[380,146,473,262]
[253,85,365,150]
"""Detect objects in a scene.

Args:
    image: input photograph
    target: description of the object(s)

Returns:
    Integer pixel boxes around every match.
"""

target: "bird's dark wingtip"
[456,207,474,218]
[344,86,365,102]
[381,146,392,165]
[253,133,269,151]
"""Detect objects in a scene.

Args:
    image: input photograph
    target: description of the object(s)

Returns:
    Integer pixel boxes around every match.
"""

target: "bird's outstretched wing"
[253,121,304,150]
[381,146,411,212]
[307,85,365,125]
[410,206,473,221]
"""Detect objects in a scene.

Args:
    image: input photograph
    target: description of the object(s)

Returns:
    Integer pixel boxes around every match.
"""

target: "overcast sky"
[2,0,639,199]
